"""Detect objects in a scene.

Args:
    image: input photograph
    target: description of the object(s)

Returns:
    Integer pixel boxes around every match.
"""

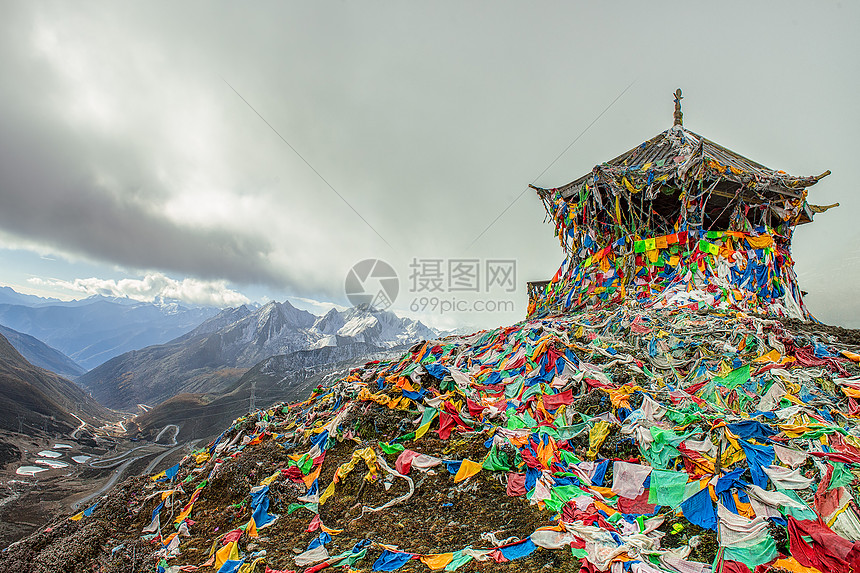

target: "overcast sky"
[0,1,857,329]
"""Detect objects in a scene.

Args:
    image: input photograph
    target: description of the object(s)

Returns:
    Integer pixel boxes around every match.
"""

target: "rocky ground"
[2,307,860,573]
[0,411,584,573]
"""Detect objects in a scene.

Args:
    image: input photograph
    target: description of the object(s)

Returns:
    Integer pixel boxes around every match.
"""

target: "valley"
[0,288,435,546]
[0,416,192,547]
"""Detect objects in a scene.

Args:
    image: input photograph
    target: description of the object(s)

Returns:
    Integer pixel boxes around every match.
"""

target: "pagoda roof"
[536,124,829,203]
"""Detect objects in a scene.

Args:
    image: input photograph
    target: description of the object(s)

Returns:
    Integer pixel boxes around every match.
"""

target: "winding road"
[69,413,87,440]
[72,458,135,510]
[71,424,188,510]
[154,424,179,446]
[87,445,151,469]
[143,439,198,475]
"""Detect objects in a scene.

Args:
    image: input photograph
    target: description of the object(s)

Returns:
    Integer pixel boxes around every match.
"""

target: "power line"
[464,79,637,250]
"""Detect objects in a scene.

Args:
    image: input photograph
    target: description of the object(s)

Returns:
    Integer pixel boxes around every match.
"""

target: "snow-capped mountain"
[77,301,438,410]
[311,305,437,348]
[183,300,319,366]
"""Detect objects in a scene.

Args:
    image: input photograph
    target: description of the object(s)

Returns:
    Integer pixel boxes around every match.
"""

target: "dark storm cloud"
[0,4,291,288]
[0,115,286,286]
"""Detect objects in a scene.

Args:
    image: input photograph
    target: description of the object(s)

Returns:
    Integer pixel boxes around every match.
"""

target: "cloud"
[0,7,296,291]
[0,3,857,328]
[0,2,583,309]
[286,296,348,315]
[29,273,249,307]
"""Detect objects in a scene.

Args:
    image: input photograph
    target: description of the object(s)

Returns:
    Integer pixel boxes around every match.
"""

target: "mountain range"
[0,286,63,307]
[77,301,437,411]
[0,297,220,370]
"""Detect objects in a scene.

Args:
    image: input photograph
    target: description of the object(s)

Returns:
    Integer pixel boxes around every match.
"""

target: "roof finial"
[673,88,683,126]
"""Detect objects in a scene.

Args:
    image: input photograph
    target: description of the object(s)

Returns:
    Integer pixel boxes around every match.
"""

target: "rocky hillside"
[6,307,860,573]
[0,333,108,435]
[128,341,403,443]
[0,324,85,378]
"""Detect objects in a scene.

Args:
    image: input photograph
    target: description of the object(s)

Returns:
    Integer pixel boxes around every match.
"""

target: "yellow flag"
[174,503,194,524]
[320,522,343,535]
[720,432,747,466]
[587,421,611,460]
[623,177,639,194]
[421,553,454,569]
[453,459,482,483]
[215,541,239,569]
[318,480,337,506]
[415,409,438,440]
[754,349,782,364]
[238,558,267,573]
[259,470,281,487]
[246,517,258,538]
